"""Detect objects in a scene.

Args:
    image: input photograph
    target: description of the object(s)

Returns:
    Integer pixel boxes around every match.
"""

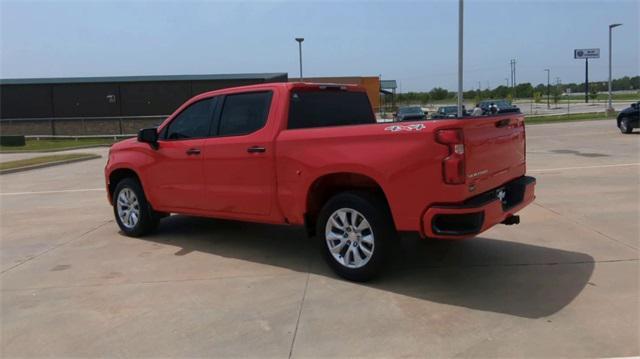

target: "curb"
[0,144,112,154]
[0,155,102,175]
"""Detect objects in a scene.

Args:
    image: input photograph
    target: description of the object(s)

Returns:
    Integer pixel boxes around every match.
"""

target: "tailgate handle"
[495,119,511,128]
[247,146,266,153]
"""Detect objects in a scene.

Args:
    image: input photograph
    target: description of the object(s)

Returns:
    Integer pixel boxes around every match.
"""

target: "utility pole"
[544,69,550,109]
[510,59,517,98]
[295,37,304,81]
[585,58,589,103]
[508,59,513,88]
[457,0,464,118]
[608,23,622,111]
[379,74,383,114]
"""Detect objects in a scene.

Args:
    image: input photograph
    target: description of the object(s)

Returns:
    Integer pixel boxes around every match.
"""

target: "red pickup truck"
[105,82,535,281]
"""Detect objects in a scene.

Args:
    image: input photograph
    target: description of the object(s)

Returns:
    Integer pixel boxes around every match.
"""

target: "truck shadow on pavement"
[142,215,594,319]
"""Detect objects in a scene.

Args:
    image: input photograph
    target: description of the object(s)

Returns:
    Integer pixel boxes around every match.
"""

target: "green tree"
[589,86,598,101]
[552,86,561,105]
[429,87,449,101]
[515,83,533,98]
[492,85,510,99]
[533,91,543,103]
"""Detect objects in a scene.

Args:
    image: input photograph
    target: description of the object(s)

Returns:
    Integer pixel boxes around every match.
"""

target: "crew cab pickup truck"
[105,82,536,281]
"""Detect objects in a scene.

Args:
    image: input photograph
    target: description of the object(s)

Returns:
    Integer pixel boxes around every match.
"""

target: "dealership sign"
[574,48,600,59]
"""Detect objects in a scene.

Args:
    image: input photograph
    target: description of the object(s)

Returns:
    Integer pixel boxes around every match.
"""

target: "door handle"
[186,148,201,155]
[247,146,266,153]
[495,119,511,128]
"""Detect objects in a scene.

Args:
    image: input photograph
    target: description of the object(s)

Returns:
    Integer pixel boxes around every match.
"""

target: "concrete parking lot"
[1,120,638,357]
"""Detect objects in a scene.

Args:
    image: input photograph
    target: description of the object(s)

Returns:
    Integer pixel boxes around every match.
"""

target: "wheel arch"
[107,167,143,203]
[304,172,393,236]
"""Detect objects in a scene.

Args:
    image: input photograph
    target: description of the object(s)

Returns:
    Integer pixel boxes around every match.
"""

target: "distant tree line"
[396,76,639,104]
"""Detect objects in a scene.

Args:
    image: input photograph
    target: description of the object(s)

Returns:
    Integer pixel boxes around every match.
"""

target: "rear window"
[219,91,272,136]
[288,90,375,129]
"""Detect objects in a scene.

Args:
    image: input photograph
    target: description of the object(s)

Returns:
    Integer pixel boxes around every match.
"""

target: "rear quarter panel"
[276,121,460,231]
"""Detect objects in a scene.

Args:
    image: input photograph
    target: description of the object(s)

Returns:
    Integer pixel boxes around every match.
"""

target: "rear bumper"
[421,176,536,239]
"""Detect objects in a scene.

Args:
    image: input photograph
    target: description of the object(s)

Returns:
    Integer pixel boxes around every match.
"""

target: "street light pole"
[608,23,622,111]
[295,37,304,81]
[544,69,550,109]
[457,0,464,118]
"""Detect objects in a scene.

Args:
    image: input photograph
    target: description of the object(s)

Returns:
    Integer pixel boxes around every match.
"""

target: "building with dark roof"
[0,73,287,120]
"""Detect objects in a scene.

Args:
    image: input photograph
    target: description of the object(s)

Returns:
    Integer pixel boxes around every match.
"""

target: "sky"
[1,0,638,92]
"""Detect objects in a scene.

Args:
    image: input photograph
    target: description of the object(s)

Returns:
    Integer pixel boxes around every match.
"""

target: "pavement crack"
[0,272,302,292]
[288,245,313,359]
[393,258,638,273]
[0,220,112,275]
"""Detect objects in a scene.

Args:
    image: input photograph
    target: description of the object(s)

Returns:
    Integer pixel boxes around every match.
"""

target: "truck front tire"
[113,177,160,237]
[317,191,395,281]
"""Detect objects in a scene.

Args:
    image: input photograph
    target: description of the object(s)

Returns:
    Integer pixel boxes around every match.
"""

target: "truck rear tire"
[113,177,160,237]
[619,118,633,134]
[317,191,395,281]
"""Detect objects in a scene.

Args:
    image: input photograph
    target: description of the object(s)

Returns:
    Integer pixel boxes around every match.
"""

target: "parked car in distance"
[394,106,426,122]
[617,101,639,134]
[478,99,520,115]
[105,82,536,281]
[431,105,467,119]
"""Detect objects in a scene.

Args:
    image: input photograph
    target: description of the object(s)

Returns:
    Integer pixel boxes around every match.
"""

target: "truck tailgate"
[463,115,526,193]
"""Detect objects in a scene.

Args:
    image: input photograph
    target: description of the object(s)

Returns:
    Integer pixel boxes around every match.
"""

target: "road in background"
[516,100,634,116]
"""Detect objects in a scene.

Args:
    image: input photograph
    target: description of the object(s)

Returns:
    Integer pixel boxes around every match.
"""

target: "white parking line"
[527,131,620,138]
[529,163,640,173]
[0,188,105,196]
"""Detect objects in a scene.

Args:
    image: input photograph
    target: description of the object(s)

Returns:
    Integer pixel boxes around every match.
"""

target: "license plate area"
[501,181,526,210]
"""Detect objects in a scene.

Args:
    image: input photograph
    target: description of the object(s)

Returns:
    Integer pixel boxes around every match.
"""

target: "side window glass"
[218,92,272,136]
[164,98,216,140]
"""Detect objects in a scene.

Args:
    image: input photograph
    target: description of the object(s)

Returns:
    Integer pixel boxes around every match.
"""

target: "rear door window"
[288,90,375,129]
[218,92,273,136]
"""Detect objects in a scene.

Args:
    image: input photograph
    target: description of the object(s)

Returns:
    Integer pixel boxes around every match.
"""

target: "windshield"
[440,106,458,114]
[480,100,511,108]
[399,107,423,114]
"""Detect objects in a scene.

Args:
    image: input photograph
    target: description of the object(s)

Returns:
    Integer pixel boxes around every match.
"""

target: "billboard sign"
[574,48,600,59]
[380,80,397,89]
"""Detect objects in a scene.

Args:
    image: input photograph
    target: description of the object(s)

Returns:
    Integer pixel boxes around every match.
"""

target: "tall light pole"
[544,69,550,109]
[608,23,622,111]
[457,0,464,118]
[295,37,304,81]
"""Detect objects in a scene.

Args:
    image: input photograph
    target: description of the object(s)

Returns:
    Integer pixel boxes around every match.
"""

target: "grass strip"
[526,112,616,125]
[0,138,117,153]
[0,153,100,171]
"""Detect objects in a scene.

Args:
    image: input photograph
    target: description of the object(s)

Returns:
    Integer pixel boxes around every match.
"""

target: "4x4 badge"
[385,124,425,132]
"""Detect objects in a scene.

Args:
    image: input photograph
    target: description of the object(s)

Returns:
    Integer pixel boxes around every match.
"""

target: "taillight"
[435,129,465,184]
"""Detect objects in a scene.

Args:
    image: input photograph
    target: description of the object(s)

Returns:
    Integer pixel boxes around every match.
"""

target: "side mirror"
[138,127,159,149]
[631,103,638,109]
